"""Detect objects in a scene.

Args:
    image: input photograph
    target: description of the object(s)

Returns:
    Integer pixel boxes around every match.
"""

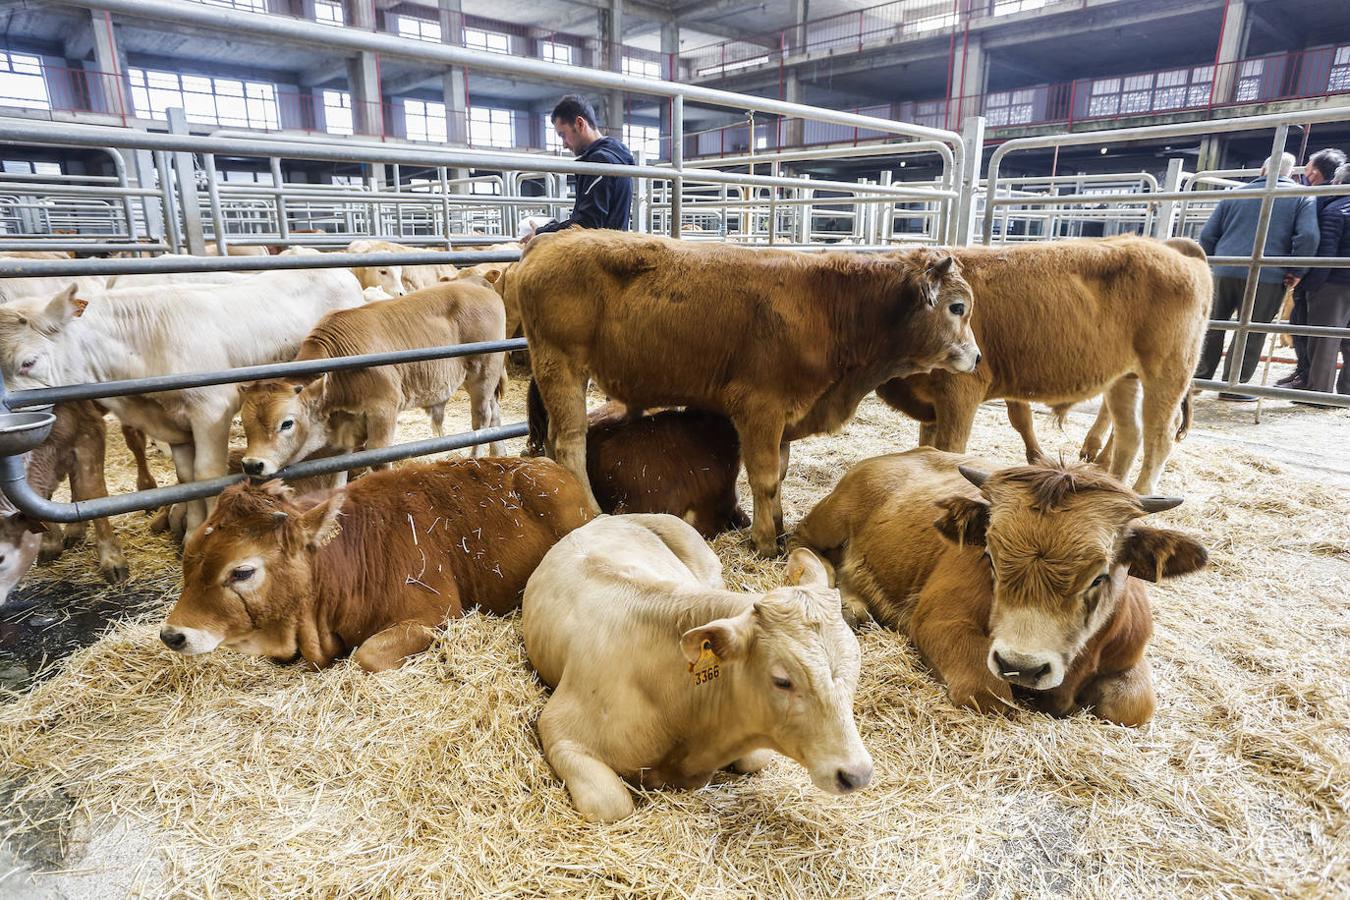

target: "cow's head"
[891,249,980,376]
[238,379,330,479]
[680,548,873,795]
[934,461,1207,692]
[0,509,45,607]
[352,257,406,297]
[161,480,344,659]
[0,285,85,389]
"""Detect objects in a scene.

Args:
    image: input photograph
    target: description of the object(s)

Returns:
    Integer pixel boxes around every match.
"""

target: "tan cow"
[161,457,593,671]
[515,229,981,556]
[876,236,1210,495]
[792,448,1208,726]
[347,239,459,296]
[523,513,873,822]
[239,278,508,480]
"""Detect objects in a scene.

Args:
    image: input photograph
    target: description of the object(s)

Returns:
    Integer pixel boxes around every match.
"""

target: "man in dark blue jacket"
[522,95,634,244]
[1299,162,1350,400]
[1280,147,1345,389]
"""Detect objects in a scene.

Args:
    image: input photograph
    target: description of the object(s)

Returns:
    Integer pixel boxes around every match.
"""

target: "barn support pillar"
[604,0,625,137]
[89,10,128,117]
[439,0,469,151]
[1211,0,1250,104]
[659,20,679,160]
[948,32,986,131]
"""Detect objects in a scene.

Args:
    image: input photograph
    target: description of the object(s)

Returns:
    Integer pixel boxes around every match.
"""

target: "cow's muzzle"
[989,647,1063,690]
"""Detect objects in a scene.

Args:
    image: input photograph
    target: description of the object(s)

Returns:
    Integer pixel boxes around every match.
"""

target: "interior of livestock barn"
[0,1,1347,897]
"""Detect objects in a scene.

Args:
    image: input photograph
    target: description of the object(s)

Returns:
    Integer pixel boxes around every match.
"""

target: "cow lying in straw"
[238,278,507,482]
[876,237,1210,494]
[514,229,981,556]
[525,383,748,538]
[792,448,1208,726]
[160,457,593,671]
[523,513,873,822]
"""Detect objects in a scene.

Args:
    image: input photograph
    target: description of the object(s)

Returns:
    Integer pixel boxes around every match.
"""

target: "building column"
[947,32,986,130]
[659,20,678,160]
[1211,0,1250,104]
[342,0,382,138]
[89,10,128,117]
[439,0,469,147]
[1197,134,1225,172]
[784,73,804,147]
[603,0,624,137]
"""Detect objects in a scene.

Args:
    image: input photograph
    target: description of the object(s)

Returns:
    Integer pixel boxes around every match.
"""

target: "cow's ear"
[480,267,502,284]
[922,254,957,306]
[786,547,833,588]
[933,494,990,546]
[37,285,83,334]
[681,611,751,664]
[298,492,345,550]
[1116,525,1208,582]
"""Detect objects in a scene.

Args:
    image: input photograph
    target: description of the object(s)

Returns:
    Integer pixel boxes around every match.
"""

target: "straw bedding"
[1,381,1347,898]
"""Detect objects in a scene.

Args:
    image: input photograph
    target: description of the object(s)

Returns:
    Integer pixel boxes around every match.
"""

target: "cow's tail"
[525,378,547,457]
[496,369,508,401]
[1175,391,1192,443]
[1164,237,1207,261]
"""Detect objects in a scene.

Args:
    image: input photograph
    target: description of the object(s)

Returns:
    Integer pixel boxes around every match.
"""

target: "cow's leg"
[928,383,982,453]
[70,414,128,584]
[122,425,157,492]
[352,621,437,673]
[532,358,599,512]
[362,410,399,470]
[1005,401,1044,464]
[189,414,234,532]
[466,366,506,457]
[737,414,787,557]
[1079,403,1113,463]
[730,749,775,774]
[425,403,446,437]
[917,422,936,447]
[1078,659,1156,727]
[538,696,634,823]
[910,594,1014,715]
[38,525,64,564]
[159,442,197,540]
[1132,374,1190,496]
[1104,377,1142,483]
[778,439,791,482]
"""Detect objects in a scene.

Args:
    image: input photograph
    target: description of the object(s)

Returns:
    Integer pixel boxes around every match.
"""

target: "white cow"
[0,268,364,535]
[106,254,258,288]
[523,513,873,822]
[0,275,111,304]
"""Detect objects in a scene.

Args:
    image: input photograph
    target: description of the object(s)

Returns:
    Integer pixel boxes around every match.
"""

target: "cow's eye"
[1091,573,1110,589]
[19,357,37,373]
[772,675,793,691]
[279,419,294,432]
[948,302,966,317]
[229,565,255,583]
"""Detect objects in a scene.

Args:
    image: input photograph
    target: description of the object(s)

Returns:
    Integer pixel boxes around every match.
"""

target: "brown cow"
[792,447,1208,726]
[0,402,129,605]
[525,381,748,538]
[876,237,1210,495]
[160,457,594,671]
[238,278,507,481]
[514,229,981,556]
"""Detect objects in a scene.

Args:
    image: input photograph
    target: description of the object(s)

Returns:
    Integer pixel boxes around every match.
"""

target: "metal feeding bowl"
[0,409,56,455]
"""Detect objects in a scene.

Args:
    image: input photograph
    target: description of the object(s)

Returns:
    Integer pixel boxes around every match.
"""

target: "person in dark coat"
[1298,162,1350,401]
[1280,147,1346,389]
[522,95,635,244]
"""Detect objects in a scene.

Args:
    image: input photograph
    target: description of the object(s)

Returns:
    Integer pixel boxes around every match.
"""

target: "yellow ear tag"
[689,640,720,687]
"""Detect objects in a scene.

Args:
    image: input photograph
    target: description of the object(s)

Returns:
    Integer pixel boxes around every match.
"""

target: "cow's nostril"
[974,353,982,367]
[835,768,867,792]
[160,628,187,650]
[1033,662,1052,680]
[241,460,264,476]
[993,651,1014,675]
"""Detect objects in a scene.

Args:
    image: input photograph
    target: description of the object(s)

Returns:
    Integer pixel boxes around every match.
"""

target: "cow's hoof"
[37,545,64,565]
[99,555,130,585]
[62,527,87,550]
[148,507,171,534]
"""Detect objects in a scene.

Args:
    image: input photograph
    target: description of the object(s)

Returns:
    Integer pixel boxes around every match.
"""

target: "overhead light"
[1099,147,1109,154]
[899,160,907,167]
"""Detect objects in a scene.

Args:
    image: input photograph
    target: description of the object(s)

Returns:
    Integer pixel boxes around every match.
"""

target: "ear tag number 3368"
[690,640,720,687]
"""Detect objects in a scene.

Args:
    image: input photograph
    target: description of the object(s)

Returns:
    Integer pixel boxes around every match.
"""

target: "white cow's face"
[0,286,81,389]
[0,512,44,607]
[354,263,405,297]
[681,549,873,795]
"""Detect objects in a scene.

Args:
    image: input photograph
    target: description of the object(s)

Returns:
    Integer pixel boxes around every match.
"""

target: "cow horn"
[1137,495,1183,513]
[957,464,989,488]
[271,510,289,523]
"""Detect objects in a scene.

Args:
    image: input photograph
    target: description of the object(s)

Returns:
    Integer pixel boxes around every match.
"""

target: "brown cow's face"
[161,482,343,660]
[239,380,329,478]
[898,254,981,376]
[935,464,1207,692]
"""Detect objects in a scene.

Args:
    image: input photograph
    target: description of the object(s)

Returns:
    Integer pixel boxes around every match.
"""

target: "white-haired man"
[1195,151,1320,400]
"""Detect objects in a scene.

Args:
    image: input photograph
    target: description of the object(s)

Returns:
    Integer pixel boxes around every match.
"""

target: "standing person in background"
[520,95,634,245]
[1195,152,1320,401]
[1297,162,1350,401]
[1280,147,1347,389]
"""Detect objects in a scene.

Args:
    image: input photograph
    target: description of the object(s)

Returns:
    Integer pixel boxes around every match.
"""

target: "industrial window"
[543,114,564,153]
[194,0,267,11]
[1188,66,1214,106]
[219,169,269,183]
[398,16,442,43]
[1235,59,1264,102]
[984,88,1035,126]
[322,89,353,135]
[622,57,662,79]
[469,106,514,148]
[1329,46,1350,93]
[464,28,510,54]
[314,0,343,26]
[541,41,573,66]
[0,51,51,111]
[2,160,61,176]
[470,180,501,195]
[405,98,449,143]
[991,0,1046,13]
[624,123,661,159]
[128,67,279,129]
